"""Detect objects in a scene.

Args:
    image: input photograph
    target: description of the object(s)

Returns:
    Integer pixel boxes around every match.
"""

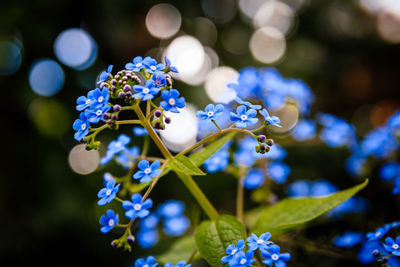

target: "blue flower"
[267,161,290,184]
[133,160,162,183]
[221,240,245,264]
[287,180,311,197]
[122,193,153,219]
[89,87,109,109]
[333,231,364,248]
[139,213,160,229]
[115,146,140,169]
[125,56,146,72]
[319,116,356,148]
[366,225,390,241]
[160,89,185,113]
[97,179,120,206]
[260,109,281,128]
[383,236,400,256]
[85,104,111,123]
[136,228,159,249]
[163,216,190,236]
[164,261,190,267]
[229,251,255,267]
[379,162,400,181]
[247,233,272,251]
[157,200,185,218]
[227,67,260,99]
[133,127,149,136]
[133,80,161,101]
[243,169,265,190]
[230,105,258,128]
[76,90,94,111]
[203,147,229,173]
[73,112,90,141]
[97,65,113,84]
[134,256,158,267]
[291,119,316,141]
[143,56,165,74]
[152,73,167,88]
[165,56,178,73]
[100,134,131,165]
[261,245,291,267]
[234,97,261,110]
[99,210,118,233]
[196,104,224,121]
[358,240,388,264]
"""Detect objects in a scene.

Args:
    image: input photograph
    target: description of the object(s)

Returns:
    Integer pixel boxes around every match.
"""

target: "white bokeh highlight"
[204,66,238,104]
[145,4,182,39]
[68,144,100,175]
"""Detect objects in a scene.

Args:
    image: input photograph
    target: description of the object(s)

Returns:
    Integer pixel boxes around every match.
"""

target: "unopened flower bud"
[154,110,162,118]
[127,236,135,245]
[118,92,125,99]
[267,139,274,146]
[103,113,110,120]
[257,135,266,143]
[111,240,119,248]
[111,114,117,121]
[114,74,120,79]
[106,120,113,125]
[123,85,131,91]
[372,250,380,257]
[122,76,128,81]
[113,104,121,112]
[165,117,171,124]
[111,79,117,85]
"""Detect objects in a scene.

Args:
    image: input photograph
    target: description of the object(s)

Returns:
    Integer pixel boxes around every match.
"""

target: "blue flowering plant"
[72,58,369,266]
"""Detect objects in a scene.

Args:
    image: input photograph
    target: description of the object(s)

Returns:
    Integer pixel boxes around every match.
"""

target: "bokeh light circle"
[204,66,238,104]
[249,26,286,64]
[145,4,182,39]
[160,104,198,153]
[254,1,294,35]
[68,144,100,175]
[269,103,299,133]
[54,28,97,69]
[201,0,237,23]
[0,41,22,75]
[29,58,65,96]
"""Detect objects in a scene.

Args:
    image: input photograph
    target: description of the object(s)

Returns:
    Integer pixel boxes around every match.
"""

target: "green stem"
[251,125,266,133]
[212,120,222,131]
[177,172,219,220]
[236,167,245,223]
[133,105,173,159]
[117,119,142,125]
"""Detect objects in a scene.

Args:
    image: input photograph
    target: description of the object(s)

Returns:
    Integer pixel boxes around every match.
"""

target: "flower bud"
[111,240,119,248]
[267,139,274,146]
[123,85,131,91]
[114,74,120,80]
[122,76,128,81]
[165,117,171,124]
[113,104,121,112]
[111,114,117,121]
[111,79,117,85]
[257,135,266,143]
[127,236,135,245]
[154,110,162,118]
[372,250,380,257]
[118,92,126,99]
[102,113,110,120]
[100,82,108,88]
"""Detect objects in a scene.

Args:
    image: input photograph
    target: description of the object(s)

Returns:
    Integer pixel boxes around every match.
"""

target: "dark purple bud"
[106,120,113,125]
[110,86,116,91]
[117,71,123,76]
[113,122,117,127]
[125,91,132,97]
[260,144,266,151]
[154,110,162,118]
[127,236,135,245]
[377,257,388,264]
[267,139,274,146]
[111,240,118,248]
[118,92,126,99]
[154,121,161,129]
[265,146,270,152]
[113,104,121,112]
[372,250,380,257]
[123,85,131,91]
[111,79,117,85]
[165,117,171,124]
[111,114,117,121]
[257,135,266,143]
[114,74,120,79]
[102,113,110,120]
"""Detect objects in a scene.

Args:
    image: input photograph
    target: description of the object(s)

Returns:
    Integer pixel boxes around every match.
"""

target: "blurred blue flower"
[163,216,190,236]
[97,178,120,206]
[160,89,185,113]
[358,240,387,264]
[317,113,356,148]
[379,162,400,181]
[230,105,258,128]
[291,119,316,141]
[234,97,261,110]
[227,67,260,99]
[122,193,152,219]
[203,147,229,173]
[99,210,118,234]
[333,231,364,248]
[133,127,148,136]
[133,160,162,183]
[287,180,311,197]
[361,126,398,159]
[366,225,390,241]
[115,146,140,169]
[139,213,160,229]
[157,200,185,218]
[243,169,265,190]
[267,161,290,184]
[136,228,159,249]
[100,134,131,165]
[134,256,158,267]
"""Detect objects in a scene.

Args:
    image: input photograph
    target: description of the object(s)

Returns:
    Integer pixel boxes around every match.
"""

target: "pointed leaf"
[169,155,205,176]
[157,235,200,264]
[195,215,246,267]
[251,179,368,234]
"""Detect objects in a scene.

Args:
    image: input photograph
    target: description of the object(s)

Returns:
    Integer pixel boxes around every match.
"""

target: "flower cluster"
[221,232,290,267]
[333,221,400,266]
[134,256,190,267]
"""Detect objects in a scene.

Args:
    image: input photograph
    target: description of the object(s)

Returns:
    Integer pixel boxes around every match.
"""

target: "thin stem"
[177,172,219,220]
[141,156,166,162]
[133,105,173,159]
[236,167,245,223]
[251,125,266,133]
[212,120,222,131]
[146,100,151,116]
[187,249,198,264]
[115,196,124,203]
[141,161,168,201]
[117,120,142,125]
[178,127,256,156]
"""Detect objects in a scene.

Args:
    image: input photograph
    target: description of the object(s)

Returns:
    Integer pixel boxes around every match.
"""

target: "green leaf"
[157,235,199,264]
[251,179,368,234]
[195,214,246,267]
[169,155,205,176]
[189,132,236,166]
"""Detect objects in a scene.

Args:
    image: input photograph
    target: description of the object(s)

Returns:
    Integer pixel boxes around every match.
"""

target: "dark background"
[2,0,400,266]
